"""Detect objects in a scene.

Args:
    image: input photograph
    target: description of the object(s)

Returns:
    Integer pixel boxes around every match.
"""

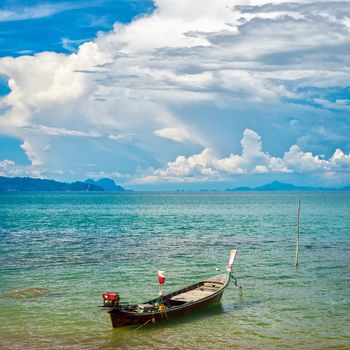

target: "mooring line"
[131,318,153,332]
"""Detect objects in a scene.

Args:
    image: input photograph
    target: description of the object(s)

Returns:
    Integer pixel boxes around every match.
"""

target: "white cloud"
[0,3,77,22]
[0,159,15,169]
[314,98,350,111]
[61,38,88,52]
[282,145,329,172]
[138,148,219,184]
[24,125,101,138]
[86,170,128,180]
[0,0,349,183]
[154,126,198,143]
[20,140,43,166]
[331,149,350,168]
[0,159,57,178]
[135,129,350,183]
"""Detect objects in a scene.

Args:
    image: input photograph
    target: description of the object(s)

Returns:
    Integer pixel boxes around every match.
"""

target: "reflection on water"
[0,192,350,349]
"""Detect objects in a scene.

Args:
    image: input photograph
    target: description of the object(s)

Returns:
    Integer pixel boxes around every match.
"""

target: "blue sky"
[0,0,155,56]
[0,0,349,189]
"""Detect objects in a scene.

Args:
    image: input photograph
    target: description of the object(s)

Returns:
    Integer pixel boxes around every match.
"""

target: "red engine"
[102,292,120,307]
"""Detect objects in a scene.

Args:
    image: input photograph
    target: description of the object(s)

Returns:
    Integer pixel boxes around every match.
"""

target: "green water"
[0,192,349,349]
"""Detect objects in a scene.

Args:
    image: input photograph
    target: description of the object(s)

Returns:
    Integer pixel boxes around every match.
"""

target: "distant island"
[0,176,125,192]
[1,177,349,192]
[226,181,350,192]
[85,178,125,191]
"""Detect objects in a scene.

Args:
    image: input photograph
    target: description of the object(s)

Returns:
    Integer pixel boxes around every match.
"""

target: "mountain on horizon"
[0,177,348,192]
[0,176,103,192]
[255,181,297,191]
[226,181,348,191]
[85,178,125,191]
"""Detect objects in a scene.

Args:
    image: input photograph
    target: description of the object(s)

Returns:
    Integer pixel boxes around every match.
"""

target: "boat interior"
[120,274,229,313]
[169,274,227,305]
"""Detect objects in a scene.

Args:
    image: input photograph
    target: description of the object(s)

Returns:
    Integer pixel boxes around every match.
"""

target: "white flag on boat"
[158,270,165,285]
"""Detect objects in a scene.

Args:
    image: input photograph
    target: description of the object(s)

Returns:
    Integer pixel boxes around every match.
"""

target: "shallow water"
[0,192,349,349]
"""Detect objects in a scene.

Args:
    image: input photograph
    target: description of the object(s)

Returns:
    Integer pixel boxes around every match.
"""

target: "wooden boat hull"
[109,288,225,327]
[103,249,238,328]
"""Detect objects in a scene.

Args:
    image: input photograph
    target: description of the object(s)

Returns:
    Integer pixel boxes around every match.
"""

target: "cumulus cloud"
[331,149,350,168]
[20,140,42,166]
[282,145,329,172]
[0,159,17,177]
[0,158,57,178]
[135,129,350,183]
[0,159,15,169]
[0,0,349,184]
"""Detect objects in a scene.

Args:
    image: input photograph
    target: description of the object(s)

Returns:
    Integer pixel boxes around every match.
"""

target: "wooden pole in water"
[295,197,301,271]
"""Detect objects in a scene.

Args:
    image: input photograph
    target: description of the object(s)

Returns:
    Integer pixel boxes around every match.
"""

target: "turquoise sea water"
[0,192,349,349]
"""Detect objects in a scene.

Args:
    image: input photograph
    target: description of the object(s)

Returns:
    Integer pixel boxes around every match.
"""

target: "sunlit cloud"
[135,129,350,183]
[0,0,349,186]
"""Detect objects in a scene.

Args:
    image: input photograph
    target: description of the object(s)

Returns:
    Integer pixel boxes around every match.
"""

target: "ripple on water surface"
[0,192,349,349]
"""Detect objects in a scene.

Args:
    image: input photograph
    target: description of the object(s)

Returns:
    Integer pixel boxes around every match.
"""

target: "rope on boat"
[230,272,239,287]
[131,318,153,332]
[230,272,243,298]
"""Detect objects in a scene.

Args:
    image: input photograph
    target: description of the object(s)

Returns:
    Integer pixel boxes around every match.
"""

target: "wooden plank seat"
[200,286,220,292]
[170,287,216,302]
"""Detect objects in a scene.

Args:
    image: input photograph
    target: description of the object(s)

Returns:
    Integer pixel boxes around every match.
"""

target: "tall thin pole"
[295,197,301,271]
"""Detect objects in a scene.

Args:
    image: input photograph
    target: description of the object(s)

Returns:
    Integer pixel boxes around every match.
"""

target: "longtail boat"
[101,249,238,328]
